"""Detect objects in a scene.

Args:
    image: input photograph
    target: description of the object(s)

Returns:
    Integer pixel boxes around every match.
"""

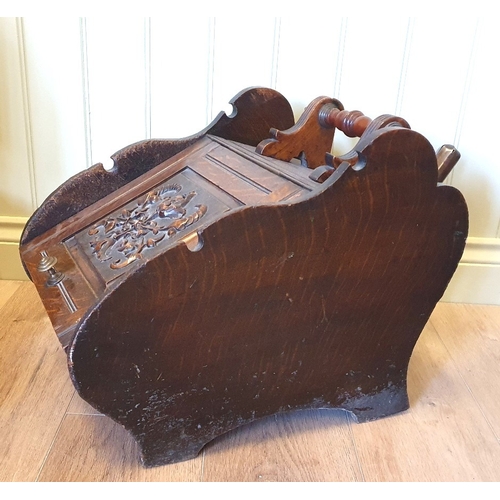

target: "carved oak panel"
[72,169,232,283]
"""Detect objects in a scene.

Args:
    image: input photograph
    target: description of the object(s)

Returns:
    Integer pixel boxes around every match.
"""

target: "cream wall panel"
[273,17,344,116]
[332,18,411,155]
[150,18,212,139]
[447,18,500,239]
[0,242,26,280]
[21,17,87,204]
[85,17,149,165]
[337,18,410,115]
[210,18,278,120]
[2,16,500,305]
[0,18,35,216]
[398,18,477,158]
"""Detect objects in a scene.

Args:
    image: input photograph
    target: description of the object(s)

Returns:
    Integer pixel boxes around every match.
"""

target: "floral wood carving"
[87,183,207,270]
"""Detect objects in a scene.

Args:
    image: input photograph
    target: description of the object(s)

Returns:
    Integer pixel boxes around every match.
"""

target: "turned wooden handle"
[436,144,461,182]
[319,104,372,137]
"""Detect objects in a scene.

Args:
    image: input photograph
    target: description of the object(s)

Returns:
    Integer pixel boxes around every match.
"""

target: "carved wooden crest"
[87,183,207,270]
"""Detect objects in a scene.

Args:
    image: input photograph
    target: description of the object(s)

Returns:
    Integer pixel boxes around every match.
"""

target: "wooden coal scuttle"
[19,87,468,467]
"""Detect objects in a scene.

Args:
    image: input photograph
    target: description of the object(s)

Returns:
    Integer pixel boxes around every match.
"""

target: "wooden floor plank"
[0,280,21,310]
[430,302,500,441]
[349,323,500,481]
[202,409,363,481]
[37,414,203,481]
[2,278,500,482]
[66,392,102,415]
[0,282,75,481]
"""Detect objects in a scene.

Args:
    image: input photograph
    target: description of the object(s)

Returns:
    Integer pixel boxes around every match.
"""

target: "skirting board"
[0,217,28,281]
[1,217,499,304]
[441,237,500,305]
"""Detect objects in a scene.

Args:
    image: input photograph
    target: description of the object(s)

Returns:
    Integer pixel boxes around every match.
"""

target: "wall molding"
[1,217,499,303]
[0,216,28,280]
[459,236,500,266]
[0,216,28,244]
[441,236,500,306]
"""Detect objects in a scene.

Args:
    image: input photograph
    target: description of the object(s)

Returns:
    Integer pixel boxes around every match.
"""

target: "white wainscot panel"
[332,17,411,156]
[85,17,149,165]
[273,17,344,119]
[0,18,34,216]
[449,19,500,239]
[150,17,212,139]
[210,17,278,120]
[337,18,411,114]
[399,18,477,161]
[22,17,87,206]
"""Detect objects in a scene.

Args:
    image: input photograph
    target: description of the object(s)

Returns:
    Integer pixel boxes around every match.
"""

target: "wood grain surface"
[1,281,500,481]
[349,322,500,481]
[429,303,500,441]
[0,282,75,481]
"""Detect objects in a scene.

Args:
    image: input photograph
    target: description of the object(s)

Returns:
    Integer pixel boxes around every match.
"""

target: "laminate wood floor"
[1,281,499,482]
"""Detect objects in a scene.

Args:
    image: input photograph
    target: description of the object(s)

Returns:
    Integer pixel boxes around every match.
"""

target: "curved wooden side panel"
[68,126,468,467]
[20,87,294,249]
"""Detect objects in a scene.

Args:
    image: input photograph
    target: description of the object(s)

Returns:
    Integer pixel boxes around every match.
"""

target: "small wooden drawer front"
[21,242,97,348]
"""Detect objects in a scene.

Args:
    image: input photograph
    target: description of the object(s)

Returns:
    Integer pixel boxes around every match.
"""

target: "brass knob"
[38,251,76,313]
[37,252,57,272]
[38,252,65,286]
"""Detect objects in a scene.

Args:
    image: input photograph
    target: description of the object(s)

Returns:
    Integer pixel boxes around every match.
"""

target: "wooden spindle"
[319,104,372,137]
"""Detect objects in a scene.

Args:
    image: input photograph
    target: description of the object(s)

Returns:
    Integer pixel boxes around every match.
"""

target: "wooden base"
[138,384,410,468]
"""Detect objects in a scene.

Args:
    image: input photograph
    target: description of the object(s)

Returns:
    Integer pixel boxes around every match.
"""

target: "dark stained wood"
[20,87,295,248]
[19,135,313,350]
[436,144,461,182]
[256,96,342,169]
[5,286,500,481]
[319,105,372,137]
[19,89,468,468]
[21,241,97,348]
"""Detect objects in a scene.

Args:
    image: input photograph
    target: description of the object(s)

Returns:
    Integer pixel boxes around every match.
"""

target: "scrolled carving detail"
[87,183,207,270]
